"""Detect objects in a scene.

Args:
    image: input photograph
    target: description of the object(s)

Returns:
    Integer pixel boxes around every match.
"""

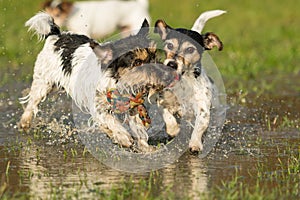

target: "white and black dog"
[42,0,150,38]
[19,12,165,151]
[20,10,225,153]
[153,10,225,153]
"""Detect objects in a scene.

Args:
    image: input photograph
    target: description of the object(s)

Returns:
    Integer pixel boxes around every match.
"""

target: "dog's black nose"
[167,61,178,69]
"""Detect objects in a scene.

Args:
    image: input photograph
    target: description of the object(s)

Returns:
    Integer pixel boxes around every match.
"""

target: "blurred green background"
[0,0,299,95]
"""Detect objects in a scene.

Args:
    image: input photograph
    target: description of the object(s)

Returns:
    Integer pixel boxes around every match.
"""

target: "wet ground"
[0,81,299,199]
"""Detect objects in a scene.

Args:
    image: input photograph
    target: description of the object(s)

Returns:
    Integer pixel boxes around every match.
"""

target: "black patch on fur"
[194,62,202,78]
[47,24,61,38]
[108,48,157,80]
[54,33,95,75]
[45,20,61,39]
[167,28,205,53]
[106,33,155,80]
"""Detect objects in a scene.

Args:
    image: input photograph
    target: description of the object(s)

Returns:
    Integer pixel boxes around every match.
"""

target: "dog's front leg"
[96,112,133,147]
[128,115,155,152]
[189,77,212,153]
[162,108,180,137]
[19,77,53,129]
[189,105,211,152]
[158,90,181,137]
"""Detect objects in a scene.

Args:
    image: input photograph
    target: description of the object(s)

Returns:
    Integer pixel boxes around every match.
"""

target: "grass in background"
[1,0,299,94]
[0,0,43,85]
[151,0,300,95]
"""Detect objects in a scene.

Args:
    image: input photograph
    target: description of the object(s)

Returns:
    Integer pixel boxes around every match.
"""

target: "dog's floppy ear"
[202,32,223,51]
[42,1,52,9]
[154,20,172,40]
[136,19,150,37]
[93,43,113,65]
[58,2,73,13]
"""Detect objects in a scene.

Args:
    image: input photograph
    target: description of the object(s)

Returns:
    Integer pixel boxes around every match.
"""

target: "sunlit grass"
[1,0,300,94]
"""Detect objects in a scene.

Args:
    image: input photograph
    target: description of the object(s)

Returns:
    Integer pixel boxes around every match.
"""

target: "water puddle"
[0,81,299,199]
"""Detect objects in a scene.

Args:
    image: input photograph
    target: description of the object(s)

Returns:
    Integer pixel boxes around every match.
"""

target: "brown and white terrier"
[153,10,224,153]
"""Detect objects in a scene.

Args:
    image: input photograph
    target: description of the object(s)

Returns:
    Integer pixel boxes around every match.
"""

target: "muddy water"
[0,82,299,199]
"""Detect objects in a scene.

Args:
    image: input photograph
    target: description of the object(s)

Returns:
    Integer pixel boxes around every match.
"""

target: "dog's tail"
[191,10,226,34]
[25,12,60,40]
[136,0,149,8]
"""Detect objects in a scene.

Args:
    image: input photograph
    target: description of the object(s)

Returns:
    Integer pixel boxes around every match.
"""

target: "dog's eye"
[133,59,143,66]
[166,43,174,50]
[185,47,195,54]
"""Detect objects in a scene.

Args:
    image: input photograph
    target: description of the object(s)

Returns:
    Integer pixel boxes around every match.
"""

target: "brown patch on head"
[107,47,157,80]
[134,49,149,63]
[120,49,150,68]
[104,19,156,79]
[42,1,73,26]
[42,0,52,9]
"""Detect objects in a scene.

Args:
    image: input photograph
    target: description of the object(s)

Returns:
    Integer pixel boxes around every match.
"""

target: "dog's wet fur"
[102,20,157,80]
[20,11,224,153]
[154,19,223,153]
[20,13,160,151]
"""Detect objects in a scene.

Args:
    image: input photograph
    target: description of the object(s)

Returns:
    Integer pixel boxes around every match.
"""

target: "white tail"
[25,12,60,40]
[191,10,226,34]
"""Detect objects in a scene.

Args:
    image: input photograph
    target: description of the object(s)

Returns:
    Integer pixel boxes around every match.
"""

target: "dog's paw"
[166,124,180,137]
[18,113,32,130]
[136,139,156,152]
[163,110,180,137]
[112,132,134,148]
[189,140,203,153]
[18,121,30,130]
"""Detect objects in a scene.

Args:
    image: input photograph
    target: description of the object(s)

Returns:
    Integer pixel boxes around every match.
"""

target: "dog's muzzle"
[167,61,178,70]
[164,58,185,75]
[164,58,179,70]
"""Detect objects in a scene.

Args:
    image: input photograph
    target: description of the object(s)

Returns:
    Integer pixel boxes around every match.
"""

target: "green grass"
[1,0,300,94]
[209,144,299,200]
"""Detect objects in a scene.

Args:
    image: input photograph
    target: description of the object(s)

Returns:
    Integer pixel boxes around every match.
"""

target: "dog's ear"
[202,32,223,51]
[58,2,73,13]
[137,19,150,37]
[154,20,172,40]
[42,1,52,9]
[93,44,113,65]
